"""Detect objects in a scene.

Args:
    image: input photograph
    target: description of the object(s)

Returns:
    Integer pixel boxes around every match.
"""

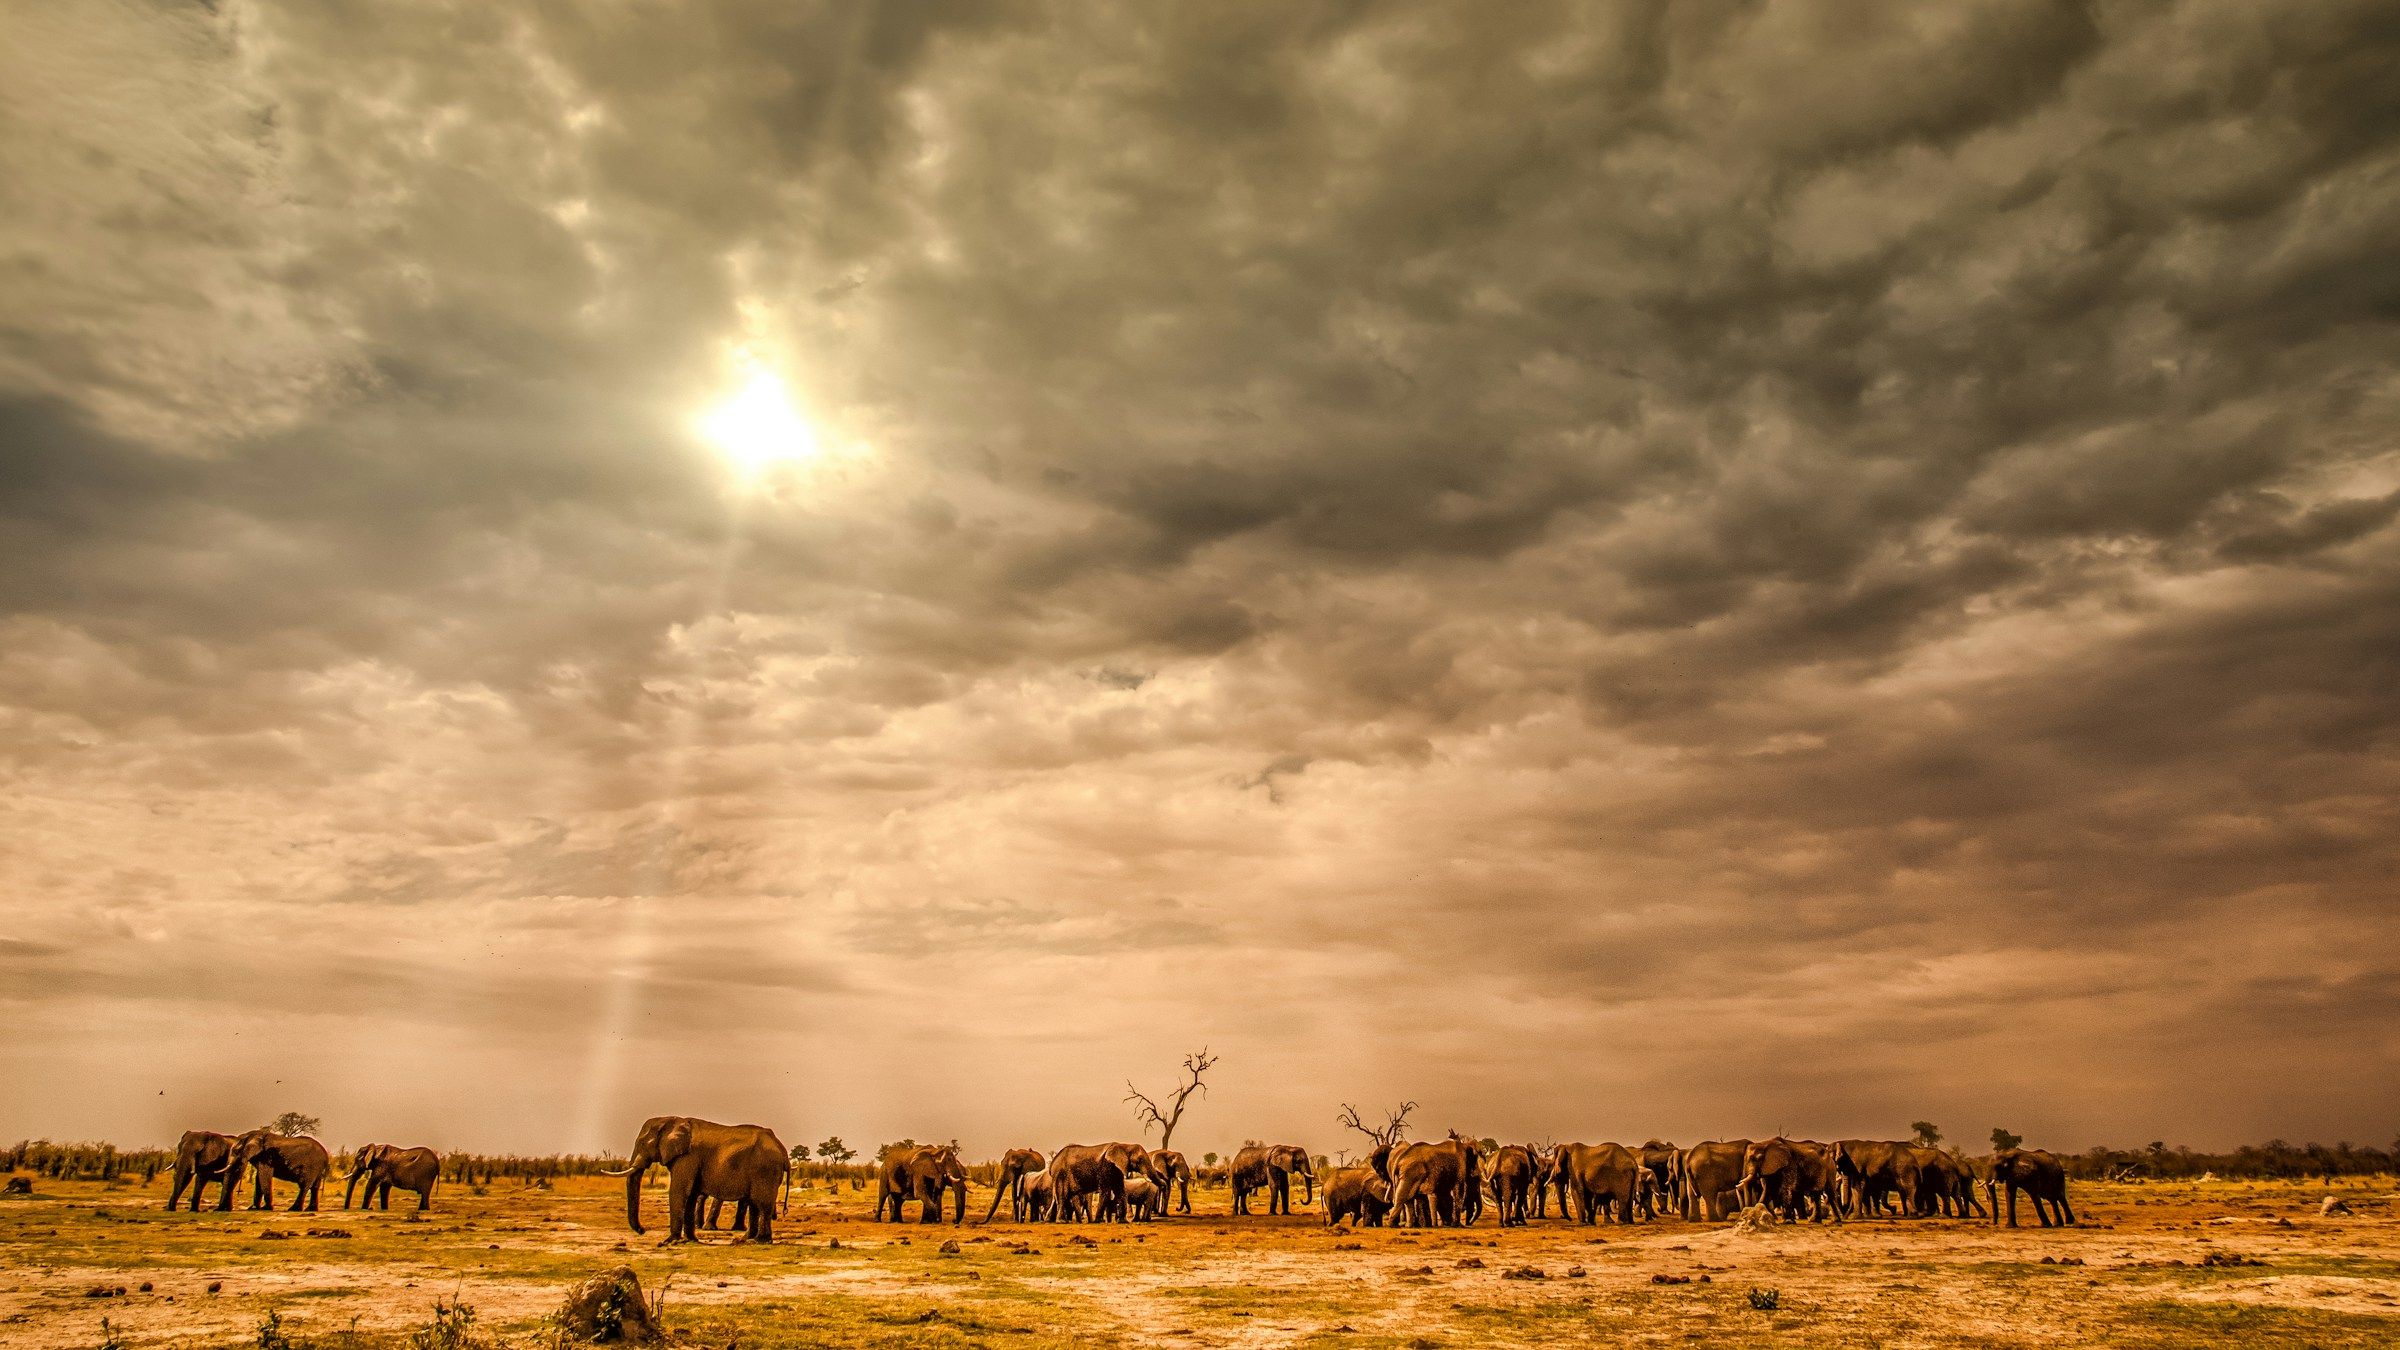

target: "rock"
[556,1266,663,1344]
[2321,1197,2352,1217]
[1500,1266,1546,1280]
[3,1177,31,1195]
[1455,1257,1485,1269]
[1566,1266,1587,1278]
[1651,1273,1693,1285]
[938,1239,961,1254]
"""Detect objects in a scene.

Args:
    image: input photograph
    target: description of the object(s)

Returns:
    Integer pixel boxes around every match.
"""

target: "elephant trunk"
[978,1167,1009,1224]
[622,1158,650,1234]
[343,1164,362,1210]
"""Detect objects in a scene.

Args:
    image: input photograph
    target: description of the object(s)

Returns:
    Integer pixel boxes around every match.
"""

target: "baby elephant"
[1322,1167,1391,1228]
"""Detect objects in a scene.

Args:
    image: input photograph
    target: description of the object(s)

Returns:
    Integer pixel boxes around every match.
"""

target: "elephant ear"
[658,1119,695,1163]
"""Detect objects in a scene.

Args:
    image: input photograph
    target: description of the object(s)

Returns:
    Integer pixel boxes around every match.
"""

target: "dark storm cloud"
[2,0,2398,1151]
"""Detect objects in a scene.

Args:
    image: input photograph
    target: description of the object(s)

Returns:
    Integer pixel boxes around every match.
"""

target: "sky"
[3,1,2397,1161]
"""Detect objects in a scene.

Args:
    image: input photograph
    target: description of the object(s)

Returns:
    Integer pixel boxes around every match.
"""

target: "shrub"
[256,1310,300,1350]
[1746,1287,1781,1311]
[408,1298,479,1350]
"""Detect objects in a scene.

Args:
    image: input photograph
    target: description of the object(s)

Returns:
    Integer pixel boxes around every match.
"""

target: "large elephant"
[1043,1144,1129,1222]
[1833,1140,1919,1218]
[1229,1144,1315,1216]
[1322,1166,1391,1227]
[1987,1148,2073,1228]
[167,1130,239,1212]
[979,1148,1049,1223]
[1738,1138,1840,1223]
[344,1144,440,1211]
[608,1116,786,1243]
[1550,1143,1641,1224]
[1150,1149,1195,1214]
[876,1143,968,1224]
[229,1130,332,1213]
[1484,1144,1538,1226]
[1387,1134,1480,1228]
[1678,1139,1751,1220]
[1633,1141,1679,1219]
[1910,1148,1985,1218]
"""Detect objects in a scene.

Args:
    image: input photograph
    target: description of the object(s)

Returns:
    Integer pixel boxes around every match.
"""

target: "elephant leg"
[665,1171,691,1242]
[2056,1190,2075,1226]
[2005,1184,2019,1228]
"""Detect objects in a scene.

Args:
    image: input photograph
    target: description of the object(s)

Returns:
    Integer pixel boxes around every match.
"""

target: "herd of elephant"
[165,1129,438,1215]
[163,1119,2079,1244]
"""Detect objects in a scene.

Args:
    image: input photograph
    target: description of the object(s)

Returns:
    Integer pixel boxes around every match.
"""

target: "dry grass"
[2,1171,2394,1347]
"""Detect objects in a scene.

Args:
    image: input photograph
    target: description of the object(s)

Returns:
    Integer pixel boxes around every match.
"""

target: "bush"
[408,1298,479,1350]
[256,1310,300,1350]
[1746,1287,1781,1311]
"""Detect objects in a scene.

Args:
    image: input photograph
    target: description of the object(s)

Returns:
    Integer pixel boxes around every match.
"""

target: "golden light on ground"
[699,367,819,476]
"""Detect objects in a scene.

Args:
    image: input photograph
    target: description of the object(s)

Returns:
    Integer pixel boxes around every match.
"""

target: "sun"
[699,368,819,474]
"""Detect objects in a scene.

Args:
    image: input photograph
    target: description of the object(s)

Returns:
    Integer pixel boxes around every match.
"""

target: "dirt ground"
[2,1172,2394,1347]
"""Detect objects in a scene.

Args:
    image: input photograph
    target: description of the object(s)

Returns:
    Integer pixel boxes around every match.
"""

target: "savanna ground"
[3,1172,2395,1348]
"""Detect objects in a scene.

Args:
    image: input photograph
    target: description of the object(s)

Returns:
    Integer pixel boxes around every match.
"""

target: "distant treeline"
[2061,1139,2398,1182]
[8,1136,2394,1185]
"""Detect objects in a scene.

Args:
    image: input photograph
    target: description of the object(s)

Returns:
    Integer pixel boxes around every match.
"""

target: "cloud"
[1,0,2397,1153]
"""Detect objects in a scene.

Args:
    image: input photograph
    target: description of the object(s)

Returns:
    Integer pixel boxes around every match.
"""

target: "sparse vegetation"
[4,1165,2397,1347]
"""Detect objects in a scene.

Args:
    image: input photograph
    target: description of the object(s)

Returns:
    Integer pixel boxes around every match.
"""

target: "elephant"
[1832,1140,1919,1219]
[1530,1146,1557,1218]
[1124,1174,1165,1220]
[1484,1144,1538,1226]
[1678,1139,1751,1220]
[876,1143,969,1224]
[1021,1167,1058,1221]
[1322,1166,1391,1227]
[979,1148,1049,1223]
[167,1130,239,1212]
[1150,1148,1195,1214]
[607,1116,787,1243]
[1550,1143,1641,1224]
[229,1130,332,1213]
[1096,1142,1168,1221]
[1737,1138,1841,1224]
[1986,1148,2074,1228]
[1634,1142,1680,1219]
[1229,1144,1315,1216]
[1910,1148,1985,1218]
[344,1144,440,1211]
[1043,1144,1129,1223]
[1387,1134,1481,1228]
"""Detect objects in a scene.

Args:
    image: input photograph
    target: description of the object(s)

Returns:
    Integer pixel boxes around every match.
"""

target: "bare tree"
[1126,1048,1219,1151]
[1336,1101,1417,1149]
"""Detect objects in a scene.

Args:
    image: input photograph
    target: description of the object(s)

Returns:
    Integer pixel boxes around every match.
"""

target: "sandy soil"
[2,1173,2394,1347]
